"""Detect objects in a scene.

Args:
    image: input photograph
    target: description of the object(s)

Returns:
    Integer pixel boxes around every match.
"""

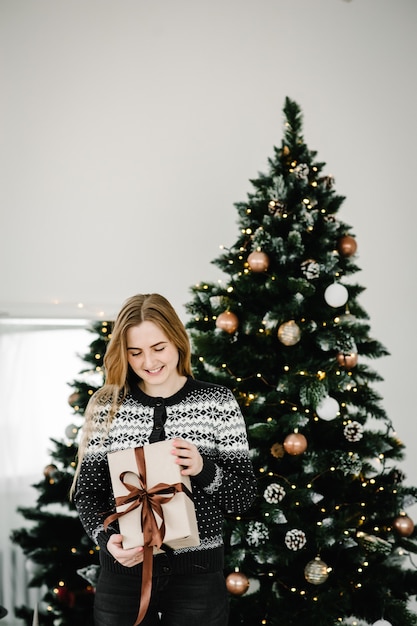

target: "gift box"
[106,440,200,551]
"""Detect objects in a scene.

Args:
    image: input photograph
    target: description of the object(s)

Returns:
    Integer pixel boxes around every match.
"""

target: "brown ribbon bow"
[104,447,187,625]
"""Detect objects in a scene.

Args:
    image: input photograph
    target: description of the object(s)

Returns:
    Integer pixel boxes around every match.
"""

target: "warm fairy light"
[227,286,234,293]
[284,365,290,371]
[199,356,204,362]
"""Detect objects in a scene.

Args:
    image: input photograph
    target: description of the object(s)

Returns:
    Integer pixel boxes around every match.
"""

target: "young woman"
[72,293,257,626]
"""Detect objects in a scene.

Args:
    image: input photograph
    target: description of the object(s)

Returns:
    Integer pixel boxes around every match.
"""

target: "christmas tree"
[10,321,112,626]
[185,98,417,626]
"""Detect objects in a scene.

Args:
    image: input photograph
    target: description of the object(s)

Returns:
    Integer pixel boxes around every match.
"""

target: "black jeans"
[94,568,229,626]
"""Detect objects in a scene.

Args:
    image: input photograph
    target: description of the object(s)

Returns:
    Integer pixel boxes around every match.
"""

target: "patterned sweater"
[74,377,257,577]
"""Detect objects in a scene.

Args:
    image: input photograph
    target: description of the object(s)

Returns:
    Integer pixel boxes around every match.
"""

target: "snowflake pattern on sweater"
[74,377,257,576]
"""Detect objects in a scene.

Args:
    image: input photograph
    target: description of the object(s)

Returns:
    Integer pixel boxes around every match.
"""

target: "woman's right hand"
[107,533,144,567]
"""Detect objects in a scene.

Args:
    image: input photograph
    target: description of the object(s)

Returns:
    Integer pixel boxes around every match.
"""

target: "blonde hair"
[70,293,193,498]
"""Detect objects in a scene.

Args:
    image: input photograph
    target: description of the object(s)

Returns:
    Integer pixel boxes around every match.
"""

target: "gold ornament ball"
[338,235,357,257]
[393,515,415,537]
[270,442,285,459]
[247,250,270,273]
[283,433,308,456]
[226,571,250,596]
[277,320,301,346]
[304,557,329,585]
[215,311,239,334]
[336,351,358,369]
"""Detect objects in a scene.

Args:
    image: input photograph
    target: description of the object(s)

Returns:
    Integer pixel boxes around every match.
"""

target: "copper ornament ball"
[338,235,357,257]
[225,571,250,596]
[68,392,80,407]
[247,250,270,272]
[215,311,239,334]
[283,432,308,455]
[43,464,58,478]
[336,351,358,369]
[392,514,415,537]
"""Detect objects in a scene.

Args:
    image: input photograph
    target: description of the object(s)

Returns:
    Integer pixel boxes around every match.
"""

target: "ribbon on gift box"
[104,446,192,625]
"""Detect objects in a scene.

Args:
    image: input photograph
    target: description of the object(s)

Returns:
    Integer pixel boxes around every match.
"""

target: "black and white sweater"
[74,377,257,577]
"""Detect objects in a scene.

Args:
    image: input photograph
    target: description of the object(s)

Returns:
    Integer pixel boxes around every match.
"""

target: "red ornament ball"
[215,311,239,334]
[338,235,357,257]
[336,351,358,369]
[226,571,250,596]
[283,433,308,456]
[55,585,76,607]
[393,515,415,537]
[247,250,269,272]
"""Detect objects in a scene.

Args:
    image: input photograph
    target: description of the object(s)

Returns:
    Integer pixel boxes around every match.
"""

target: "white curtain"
[0,326,92,625]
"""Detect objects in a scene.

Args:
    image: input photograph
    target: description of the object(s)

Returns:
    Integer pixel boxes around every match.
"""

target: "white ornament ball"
[373,621,392,626]
[324,283,349,308]
[316,396,340,421]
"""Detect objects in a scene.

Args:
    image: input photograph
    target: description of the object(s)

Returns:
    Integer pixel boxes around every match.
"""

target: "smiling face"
[126,320,185,397]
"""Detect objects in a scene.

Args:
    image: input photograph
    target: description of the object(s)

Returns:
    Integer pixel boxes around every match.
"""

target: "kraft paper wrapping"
[106,440,200,550]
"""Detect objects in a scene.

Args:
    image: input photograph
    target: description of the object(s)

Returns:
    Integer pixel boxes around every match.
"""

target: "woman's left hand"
[171,438,203,476]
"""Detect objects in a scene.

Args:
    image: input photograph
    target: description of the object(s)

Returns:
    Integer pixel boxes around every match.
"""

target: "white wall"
[1,0,417,572]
